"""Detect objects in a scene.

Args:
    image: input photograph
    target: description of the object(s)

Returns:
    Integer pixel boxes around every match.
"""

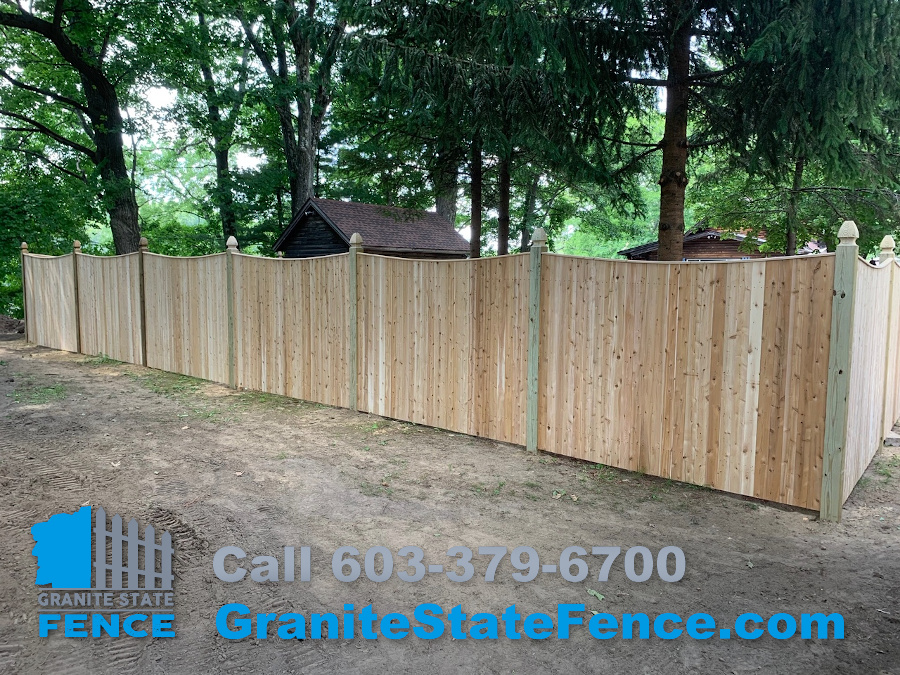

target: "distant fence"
[19,222,900,520]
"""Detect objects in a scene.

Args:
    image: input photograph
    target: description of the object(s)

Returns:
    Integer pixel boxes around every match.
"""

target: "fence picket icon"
[92,507,174,590]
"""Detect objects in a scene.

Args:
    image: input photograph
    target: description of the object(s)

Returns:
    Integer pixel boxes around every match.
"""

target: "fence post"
[348,233,363,411]
[879,235,896,442]
[72,240,82,354]
[19,242,28,343]
[821,220,859,522]
[138,237,149,366]
[526,227,548,453]
[225,236,238,389]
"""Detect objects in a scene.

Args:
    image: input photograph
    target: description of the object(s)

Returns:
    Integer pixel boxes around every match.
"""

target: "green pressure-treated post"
[138,237,149,366]
[526,227,548,453]
[72,240,82,354]
[225,236,238,389]
[821,220,859,522]
[19,242,28,342]
[879,235,896,449]
[348,233,363,411]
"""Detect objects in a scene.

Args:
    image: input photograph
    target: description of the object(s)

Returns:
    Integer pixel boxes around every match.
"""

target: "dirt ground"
[0,334,897,674]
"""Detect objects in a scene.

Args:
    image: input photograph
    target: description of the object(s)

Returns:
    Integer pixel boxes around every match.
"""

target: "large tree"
[237,0,345,216]
[0,1,151,253]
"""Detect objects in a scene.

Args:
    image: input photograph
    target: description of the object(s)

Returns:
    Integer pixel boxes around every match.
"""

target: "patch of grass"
[8,383,67,404]
[492,481,506,496]
[235,391,298,408]
[275,452,289,460]
[130,371,204,397]
[360,482,393,497]
[875,455,900,481]
[81,353,121,366]
[586,464,618,482]
[523,480,541,489]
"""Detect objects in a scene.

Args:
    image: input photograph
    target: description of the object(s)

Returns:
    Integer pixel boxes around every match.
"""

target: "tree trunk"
[497,157,511,256]
[82,77,140,254]
[657,5,692,261]
[434,159,459,225]
[521,172,539,251]
[212,148,238,240]
[469,140,482,258]
[785,157,805,256]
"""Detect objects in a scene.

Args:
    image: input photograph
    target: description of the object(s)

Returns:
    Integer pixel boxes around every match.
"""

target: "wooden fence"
[18,221,900,520]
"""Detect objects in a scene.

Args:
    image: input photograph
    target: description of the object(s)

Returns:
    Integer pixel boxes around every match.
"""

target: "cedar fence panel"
[843,259,893,500]
[143,253,229,384]
[538,254,834,510]
[884,260,900,436]
[356,253,529,442]
[233,252,350,408]
[21,223,900,519]
[22,253,78,352]
[76,253,143,364]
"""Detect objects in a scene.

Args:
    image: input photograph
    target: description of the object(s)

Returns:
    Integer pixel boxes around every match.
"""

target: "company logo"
[31,506,176,638]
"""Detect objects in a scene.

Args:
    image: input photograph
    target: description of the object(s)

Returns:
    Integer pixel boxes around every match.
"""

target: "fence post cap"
[73,240,82,252]
[276,251,284,258]
[349,232,363,246]
[226,236,239,250]
[837,220,859,243]
[20,242,28,252]
[880,234,895,251]
[531,227,548,246]
[139,237,149,251]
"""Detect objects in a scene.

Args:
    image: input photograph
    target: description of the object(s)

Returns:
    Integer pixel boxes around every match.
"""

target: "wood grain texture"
[843,259,892,501]
[357,253,529,443]
[884,260,900,434]
[22,253,79,352]
[538,253,834,509]
[76,253,143,363]
[143,253,230,384]
[233,253,349,408]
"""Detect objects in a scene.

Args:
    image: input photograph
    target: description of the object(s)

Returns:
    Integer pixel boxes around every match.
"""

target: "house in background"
[274,198,470,260]
[618,226,826,261]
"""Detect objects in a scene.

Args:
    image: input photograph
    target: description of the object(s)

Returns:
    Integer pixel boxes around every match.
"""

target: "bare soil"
[0,334,897,674]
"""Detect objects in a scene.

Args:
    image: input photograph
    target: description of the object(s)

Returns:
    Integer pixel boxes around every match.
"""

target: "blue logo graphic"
[31,506,174,590]
[31,506,93,588]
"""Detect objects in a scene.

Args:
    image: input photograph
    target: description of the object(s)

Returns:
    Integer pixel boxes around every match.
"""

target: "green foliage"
[0,0,897,279]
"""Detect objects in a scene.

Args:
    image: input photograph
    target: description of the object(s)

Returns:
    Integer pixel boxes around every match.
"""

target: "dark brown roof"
[275,198,469,255]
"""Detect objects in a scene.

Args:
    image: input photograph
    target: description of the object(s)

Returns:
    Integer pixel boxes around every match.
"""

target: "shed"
[273,198,470,259]
[618,227,774,261]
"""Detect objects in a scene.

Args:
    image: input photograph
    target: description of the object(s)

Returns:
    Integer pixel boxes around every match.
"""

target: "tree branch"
[0,68,89,113]
[626,76,668,87]
[1,144,87,181]
[0,109,96,160]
